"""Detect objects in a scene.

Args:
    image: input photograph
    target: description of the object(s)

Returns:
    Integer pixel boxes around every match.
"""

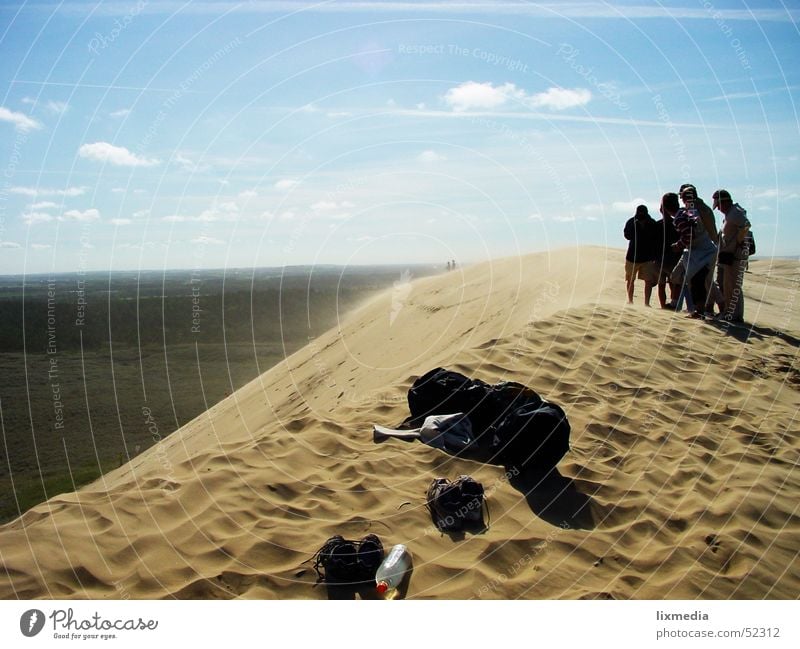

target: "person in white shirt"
[712,189,751,323]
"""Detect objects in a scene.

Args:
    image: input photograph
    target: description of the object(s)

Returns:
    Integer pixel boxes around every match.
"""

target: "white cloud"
[110,108,131,118]
[444,81,521,111]
[78,142,159,167]
[418,150,446,163]
[582,203,604,212]
[553,215,576,222]
[443,81,590,112]
[754,189,778,198]
[11,186,86,197]
[31,243,51,250]
[30,201,57,209]
[311,200,338,213]
[529,87,591,110]
[217,200,239,213]
[299,103,318,113]
[133,209,150,217]
[46,100,68,114]
[278,210,295,220]
[110,218,132,225]
[21,98,68,114]
[111,187,125,193]
[239,189,258,199]
[0,106,42,131]
[173,152,209,172]
[0,241,21,249]
[163,201,237,223]
[192,235,225,245]
[61,208,100,221]
[528,213,542,220]
[275,178,299,190]
[611,198,650,213]
[327,111,352,118]
[22,211,53,224]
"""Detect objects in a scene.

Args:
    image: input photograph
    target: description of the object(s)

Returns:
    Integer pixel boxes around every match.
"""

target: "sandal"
[312,533,385,584]
[312,535,359,584]
[426,475,487,532]
[356,533,385,581]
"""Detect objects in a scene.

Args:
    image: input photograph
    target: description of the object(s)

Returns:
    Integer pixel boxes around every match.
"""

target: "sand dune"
[1,247,798,599]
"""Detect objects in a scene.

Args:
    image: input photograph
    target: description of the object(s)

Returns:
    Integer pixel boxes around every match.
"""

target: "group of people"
[624,184,753,323]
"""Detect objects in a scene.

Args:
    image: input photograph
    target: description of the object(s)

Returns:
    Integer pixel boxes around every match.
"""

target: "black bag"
[408,368,568,472]
[407,368,491,423]
[745,231,755,255]
[718,251,735,265]
[488,401,570,474]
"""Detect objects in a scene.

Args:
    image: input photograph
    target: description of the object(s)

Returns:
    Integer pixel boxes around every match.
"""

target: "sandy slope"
[1,247,798,599]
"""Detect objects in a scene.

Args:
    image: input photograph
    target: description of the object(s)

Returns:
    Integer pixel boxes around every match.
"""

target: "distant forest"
[0,265,438,522]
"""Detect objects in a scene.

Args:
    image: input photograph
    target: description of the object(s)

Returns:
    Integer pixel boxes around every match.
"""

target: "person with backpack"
[712,189,751,323]
[662,192,717,319]
[623,204,660,306]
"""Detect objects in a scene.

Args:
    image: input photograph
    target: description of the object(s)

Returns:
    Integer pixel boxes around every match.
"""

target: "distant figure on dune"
[623,204,659,306]
[655,202,681,309]
[446,260,451,271]
[713,189,751,323]
[451,259,456,270]
[662,192,717,319]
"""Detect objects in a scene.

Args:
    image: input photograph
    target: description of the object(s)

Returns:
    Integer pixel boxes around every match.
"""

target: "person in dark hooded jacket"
[624,204,659,306]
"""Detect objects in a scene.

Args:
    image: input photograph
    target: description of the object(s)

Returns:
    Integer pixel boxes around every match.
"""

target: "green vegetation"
[1,463,104,523]
[0,265,439,524]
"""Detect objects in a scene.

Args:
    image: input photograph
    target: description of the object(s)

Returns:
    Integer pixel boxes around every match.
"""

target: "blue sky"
[0,0,798,273]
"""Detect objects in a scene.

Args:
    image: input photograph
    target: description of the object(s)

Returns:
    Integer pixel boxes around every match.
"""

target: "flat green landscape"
[0,265,438,522]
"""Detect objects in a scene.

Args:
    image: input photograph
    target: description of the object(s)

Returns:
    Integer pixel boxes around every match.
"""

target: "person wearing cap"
[713,189,751,322]
[679,184,717,241]
[662,192,717,319]
[680,184,723,312]
[623,204,659,305]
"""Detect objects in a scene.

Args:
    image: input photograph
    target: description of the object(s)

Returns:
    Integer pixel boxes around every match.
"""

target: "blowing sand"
[1,247,798,599]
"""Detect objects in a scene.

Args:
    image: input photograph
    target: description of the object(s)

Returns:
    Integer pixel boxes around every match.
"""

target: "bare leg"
[658,281,667,308]
[626,279,634,304]
[644,281,653,306]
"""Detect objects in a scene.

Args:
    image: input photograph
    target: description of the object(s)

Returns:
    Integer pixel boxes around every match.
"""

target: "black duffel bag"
[487,400,570,474]
[407,367,491,424]
[408,368,568,472]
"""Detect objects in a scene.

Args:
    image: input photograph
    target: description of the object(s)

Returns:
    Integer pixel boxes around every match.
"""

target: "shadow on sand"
[373,432,597,531]
[705,318,800,347]
[509,468,596,530]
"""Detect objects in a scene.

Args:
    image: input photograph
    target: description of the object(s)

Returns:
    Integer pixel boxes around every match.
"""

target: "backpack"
[407,368,569,472]
[487,401,570,474]
[407,368,491,424]
[745,230,755,256]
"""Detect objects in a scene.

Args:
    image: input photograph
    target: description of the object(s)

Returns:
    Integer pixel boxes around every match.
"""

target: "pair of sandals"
[426,475,487,532]
[311,475,486,584]
[312,533,384,584]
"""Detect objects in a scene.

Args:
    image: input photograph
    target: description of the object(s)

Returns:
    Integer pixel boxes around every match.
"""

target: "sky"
[0,0,798,273]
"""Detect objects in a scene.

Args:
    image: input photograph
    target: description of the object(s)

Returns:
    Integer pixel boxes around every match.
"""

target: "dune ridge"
[1,247,798,599]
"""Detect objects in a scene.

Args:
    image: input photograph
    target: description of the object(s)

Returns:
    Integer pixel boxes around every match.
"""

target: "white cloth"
[373,413,473,452]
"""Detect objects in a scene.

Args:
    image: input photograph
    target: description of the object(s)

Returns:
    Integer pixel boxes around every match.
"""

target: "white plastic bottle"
[375,544,411,595]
